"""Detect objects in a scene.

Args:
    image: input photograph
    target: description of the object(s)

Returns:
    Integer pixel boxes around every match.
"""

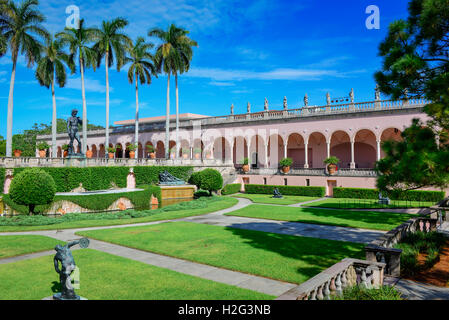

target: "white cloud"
[209,81,235,87]
[65,77,112,93]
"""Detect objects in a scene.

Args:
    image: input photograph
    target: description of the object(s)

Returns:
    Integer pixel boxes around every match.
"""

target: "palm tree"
[56,19,97,155]
[1,0,49,157]
[124,37,157,159]
[0,33,6,58]
[35,35,75,158]
[92,18,131,156]
[148,24,185,159]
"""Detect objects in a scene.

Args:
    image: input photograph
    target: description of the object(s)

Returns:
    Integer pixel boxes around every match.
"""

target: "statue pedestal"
[65,154,87,168]
[42,293,88,300]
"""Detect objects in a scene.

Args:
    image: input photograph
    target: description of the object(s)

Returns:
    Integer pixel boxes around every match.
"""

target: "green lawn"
[225,204,412,231]
[77,222,364,285]
[0,235,64,259]
[232,193,319,205]
[302,198,435,209]
[0,249,272,300]
[0,197,238,232]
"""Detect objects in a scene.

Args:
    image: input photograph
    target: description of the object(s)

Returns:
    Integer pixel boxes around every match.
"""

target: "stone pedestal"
[42,293,87,300]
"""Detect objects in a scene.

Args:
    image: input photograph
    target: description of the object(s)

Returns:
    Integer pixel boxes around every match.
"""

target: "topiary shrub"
[9,168,56,215]
[197,169,223,195]
[188,171,202,188]
[221,183,241,195]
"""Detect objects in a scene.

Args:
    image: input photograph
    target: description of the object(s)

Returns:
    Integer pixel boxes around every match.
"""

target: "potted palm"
[107,147,116,159]
[182,148,190,159]
[146,145,156,159]
[127,144,138,159]
[193,148,202,159]
[37,142,50,158]
[62,144,69,157]
[241,157,250,173]
[279,157,293,174]
[324,156,340,175]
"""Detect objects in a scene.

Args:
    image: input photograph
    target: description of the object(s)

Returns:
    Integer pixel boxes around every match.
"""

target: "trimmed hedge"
[333,187,445,202]
[0,167,5,192]
[2,186,161,215]
[13,166,193,193]
[221,184,241,195]
[244,184,325,197]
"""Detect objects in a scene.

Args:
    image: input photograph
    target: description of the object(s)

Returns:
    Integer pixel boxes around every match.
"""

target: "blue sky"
[0,0,410,137]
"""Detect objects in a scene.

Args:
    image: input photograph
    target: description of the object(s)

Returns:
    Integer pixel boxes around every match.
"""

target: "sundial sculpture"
[53,238,90,300]
[67,109,83,156]
[159,170,186,185]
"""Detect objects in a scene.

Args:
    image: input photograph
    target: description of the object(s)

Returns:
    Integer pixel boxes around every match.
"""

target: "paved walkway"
[393,279,449,300]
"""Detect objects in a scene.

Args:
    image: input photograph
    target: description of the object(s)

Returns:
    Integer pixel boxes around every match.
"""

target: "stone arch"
[213,137,232,163]
[99,144,105,158]
[354,129,377,168]
[330,130,351,169]
[192,139,204,160]
[179,139,191,159]
[91,144,97,158]
[144,141,154,158]
[156,141,165,158]
[287,133,305,168]
[268,134,284,168]
[57,146,62,158]
[307,132,327,168]
[137,142,143,159]
[233,136,248,166]
[115,143,123,158]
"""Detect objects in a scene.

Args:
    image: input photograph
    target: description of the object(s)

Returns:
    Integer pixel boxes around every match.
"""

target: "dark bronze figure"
[67,109,83,156]
[272,188,283,198]
[159,170,186,185]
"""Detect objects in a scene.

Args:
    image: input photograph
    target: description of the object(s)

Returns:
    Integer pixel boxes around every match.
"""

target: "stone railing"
[365,214,437,277]
[0,157,235,169]
[236,167,377,177]
[276,258,386,300]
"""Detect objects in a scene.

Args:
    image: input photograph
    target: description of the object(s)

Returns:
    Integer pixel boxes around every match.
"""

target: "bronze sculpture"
[67,109,83,156]
[159,170,186,185]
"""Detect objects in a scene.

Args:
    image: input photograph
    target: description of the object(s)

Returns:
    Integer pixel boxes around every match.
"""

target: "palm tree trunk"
[80,56,87,155]
[165,73,170,159]
[175,73,179,159]
[135,73,139,159]
[105,51,110,157]
[51,72,57,158]
[6,52,17,157]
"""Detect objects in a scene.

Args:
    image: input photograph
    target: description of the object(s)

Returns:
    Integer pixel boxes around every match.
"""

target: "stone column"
[304,143,309,168]
[247,140,251,165]
[326,141,331,159]
[283,143,287,159]
[350,139,355,169]
[376,139,381,161]
[264,142,269,168]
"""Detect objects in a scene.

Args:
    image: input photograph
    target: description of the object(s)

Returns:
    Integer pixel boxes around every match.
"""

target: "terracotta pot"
[328,164,337,175]
[194,153,200,159]
[282,166,290,174]
[183,153,189,159]
[14,150,22,157]
[86,150,93,158]
[39,150,46,158]
[242,164,250,173]
[206,153,212,159]
[170,152,175,159]
[108,152,114,159]
[129,151,135,159]
[63,150,68,158]
[149,152,156,159]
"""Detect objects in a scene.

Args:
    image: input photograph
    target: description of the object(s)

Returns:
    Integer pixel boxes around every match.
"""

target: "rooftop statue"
[159,170,186,185]
[230,103,234,115]
[283,96,288,110]
[264,98,269,111]
[67,109,83,156]
[349,88,355,103]
[247,102,251,113]
[304,93,309,107]
[375,85,380,101]
[326,92,331,105]
[53,238,89,300]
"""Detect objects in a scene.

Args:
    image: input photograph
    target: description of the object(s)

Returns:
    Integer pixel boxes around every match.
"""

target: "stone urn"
[282,166,290,174]
[242,164,250,173]
[328,164,337,175]
[129,151,135,159]
[149,152,156,159]
[63,150,68,158]
[14,150,22,157]
[39,150,46,158]
[108,152,114,159]
[85,150,93,158]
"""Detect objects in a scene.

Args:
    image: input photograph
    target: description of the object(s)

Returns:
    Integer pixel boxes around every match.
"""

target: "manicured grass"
[302,198,435,209]
[232,193,319,205]
[77,222,365,285]
[0,235,64,259]
[225,204,412,231]
[0,249,272,300]
[0,197,238,232]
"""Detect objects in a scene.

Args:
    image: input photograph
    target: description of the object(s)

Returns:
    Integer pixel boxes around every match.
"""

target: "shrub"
[146,145,156,153]
[61,144,69,151]
[107,147,116,153]
[221,183,241,195]
[9,168,56,215]
[333,285,402,300]
[241,157,249,165]
[279,157,293,167]
[244,184,325,197]
[333,187,444,202]
[37,141,50,151]
[197,169,223,195]
[0,167,5,192]
[189,171,202,187]
[194,190,210,198]
[126,144,137,151]
[323,156,340,165]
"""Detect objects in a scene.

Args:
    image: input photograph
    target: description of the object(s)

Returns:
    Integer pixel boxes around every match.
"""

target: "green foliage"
[194,190,211,199]
[374,0,449,191]
[126,144,137,151]
[241,157,249,165]
[0,167,5,191]
[196,169,223,194]
[244,184,325,197]
[9,168,56,214]
[0,135,6,156]
[188,171,202,187]
[333,285,402,300]
[323,156,340,165]
[146,145,156,153]
[394,231,447,276]
[61,144,69,151]
[333,187,444,202]
[279,157,293,167]
[221,184,241,195]
[36,141,50,151]
[107,147,116,153]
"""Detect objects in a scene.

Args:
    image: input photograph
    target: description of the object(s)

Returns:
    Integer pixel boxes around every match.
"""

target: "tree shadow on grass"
[224,224,366,280]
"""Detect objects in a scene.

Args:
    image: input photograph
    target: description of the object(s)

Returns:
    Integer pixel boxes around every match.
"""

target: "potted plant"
[241,157,250,173]
[146,145,156,159]
[193,148,202,159]
[37,142,50,158]
[127,143,137,159]
[85,148,93,158]
[107,147,116,159]
[182,148,190,159]
[62,144,69,157]
[169,148,176,159]
[279,157,293,174]
[13,148,22,157]
[324,156,340,175]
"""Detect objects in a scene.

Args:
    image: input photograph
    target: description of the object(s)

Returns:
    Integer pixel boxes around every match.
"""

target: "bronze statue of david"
[67,109,83,156]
